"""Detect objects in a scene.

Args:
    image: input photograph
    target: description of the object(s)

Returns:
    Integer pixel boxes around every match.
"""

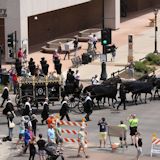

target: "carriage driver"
[91,75,99,85]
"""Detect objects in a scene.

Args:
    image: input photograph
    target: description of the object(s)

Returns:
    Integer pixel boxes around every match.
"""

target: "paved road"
[0,93,160,160]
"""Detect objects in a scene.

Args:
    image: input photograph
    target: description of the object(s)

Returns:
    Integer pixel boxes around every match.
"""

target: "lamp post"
[153,9,159,54]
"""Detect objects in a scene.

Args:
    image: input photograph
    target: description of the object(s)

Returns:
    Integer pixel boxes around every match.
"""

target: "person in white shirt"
[91,75,99,85]
[74,70,80,87]
[92,34,98,49]
[88,34,93,52]
[77,127,88,158]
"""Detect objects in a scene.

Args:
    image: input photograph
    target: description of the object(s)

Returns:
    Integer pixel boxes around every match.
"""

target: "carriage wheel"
[77,100,84,113]
[15,93,20,105]
[68,98,78,109]
[17,95,35,109]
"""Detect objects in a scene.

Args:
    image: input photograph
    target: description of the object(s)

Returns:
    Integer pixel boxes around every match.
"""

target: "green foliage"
[134,61,154,73]
[145,53,160,65]
[0,85,3,93]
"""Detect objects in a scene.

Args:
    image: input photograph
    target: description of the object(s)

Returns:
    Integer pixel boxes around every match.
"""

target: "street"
[0,93,160,160]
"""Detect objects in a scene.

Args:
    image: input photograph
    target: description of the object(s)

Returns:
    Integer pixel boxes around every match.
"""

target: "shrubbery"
[134,61,155,73]
[145,53,160,65]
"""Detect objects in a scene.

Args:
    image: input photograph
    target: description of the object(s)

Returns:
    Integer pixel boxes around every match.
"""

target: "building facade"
[0,0,160,62]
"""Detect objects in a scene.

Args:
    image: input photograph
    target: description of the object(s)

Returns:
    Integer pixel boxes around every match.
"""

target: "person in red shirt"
[17,48,23,62]
[12,73,18,94]
[46,114,55,128]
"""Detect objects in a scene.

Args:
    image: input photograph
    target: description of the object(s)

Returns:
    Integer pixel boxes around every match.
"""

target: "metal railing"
[111,56,146,77]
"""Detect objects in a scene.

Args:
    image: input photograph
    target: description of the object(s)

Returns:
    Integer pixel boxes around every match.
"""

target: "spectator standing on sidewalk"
[52,50,60,62]
[97,117,108,148]
[17,48,24,63]
[12,72,18,94]
[64,42,70,60]
[57,42,62,54]
[7,111,15,141]
[87,34,93,52]
[111,44,117,62]
[77,127,88,158]
[92,34,98,50]
[128,114,139,145]
[118,120,128,148]
[0,85,9,108]
[135,132,143,160]
[74,69,80,87]
[73,37,79,57]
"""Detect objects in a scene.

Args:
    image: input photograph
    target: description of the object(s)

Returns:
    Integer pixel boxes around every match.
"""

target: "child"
[135,132,143,160]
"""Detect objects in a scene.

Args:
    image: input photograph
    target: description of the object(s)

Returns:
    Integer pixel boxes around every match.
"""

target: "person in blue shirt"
[47,124,55,143]
[97,117,108,148]
[23,128,31,153]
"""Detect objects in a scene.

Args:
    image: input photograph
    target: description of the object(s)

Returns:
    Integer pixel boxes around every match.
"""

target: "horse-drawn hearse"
[15,75,62,109]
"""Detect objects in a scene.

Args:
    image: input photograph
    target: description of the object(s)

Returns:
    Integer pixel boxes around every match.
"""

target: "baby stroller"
[45,142,64,160]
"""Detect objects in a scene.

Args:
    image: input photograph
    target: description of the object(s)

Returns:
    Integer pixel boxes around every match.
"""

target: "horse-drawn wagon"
[15,75,62,108]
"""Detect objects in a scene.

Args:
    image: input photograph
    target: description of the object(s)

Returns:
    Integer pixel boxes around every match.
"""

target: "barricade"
[53,115,87,144]
[151,134,160,157]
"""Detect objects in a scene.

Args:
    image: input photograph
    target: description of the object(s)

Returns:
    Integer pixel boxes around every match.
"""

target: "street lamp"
[153,8,159,54]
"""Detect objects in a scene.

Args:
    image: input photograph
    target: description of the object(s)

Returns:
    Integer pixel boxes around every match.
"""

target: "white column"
[104,0,120,30]
[5,0,21,63]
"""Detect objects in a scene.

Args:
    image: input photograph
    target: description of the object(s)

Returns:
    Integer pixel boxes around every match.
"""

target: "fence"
[111,57,146,77]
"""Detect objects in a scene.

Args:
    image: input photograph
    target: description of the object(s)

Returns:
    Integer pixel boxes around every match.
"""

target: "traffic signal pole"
[100,0,107,80]
[102,0,105,55]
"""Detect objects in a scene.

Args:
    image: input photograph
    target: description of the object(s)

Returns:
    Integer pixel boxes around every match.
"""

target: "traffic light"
[101,28,112,45]
[104,45,112,54]
[9,48,14,58]
[7,33,14,48]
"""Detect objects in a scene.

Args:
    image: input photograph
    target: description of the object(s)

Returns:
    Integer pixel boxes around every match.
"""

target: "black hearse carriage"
[15,75,62,109]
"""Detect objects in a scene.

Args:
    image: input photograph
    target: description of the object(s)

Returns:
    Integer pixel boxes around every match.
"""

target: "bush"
[145,53,160,65]
[134,61,154,73]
